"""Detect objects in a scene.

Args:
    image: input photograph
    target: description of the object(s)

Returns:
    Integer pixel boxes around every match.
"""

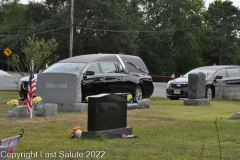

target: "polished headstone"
[87,93,127,131]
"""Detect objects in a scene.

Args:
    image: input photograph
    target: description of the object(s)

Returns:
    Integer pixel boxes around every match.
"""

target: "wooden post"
[218,80,222,99]
[69,0,74,57]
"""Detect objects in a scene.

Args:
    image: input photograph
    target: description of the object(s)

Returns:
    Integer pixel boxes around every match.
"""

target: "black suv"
[19,53,154,102]
[166,65,240,100]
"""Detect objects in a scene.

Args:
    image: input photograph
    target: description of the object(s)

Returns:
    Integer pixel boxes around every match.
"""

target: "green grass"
[1,91,240,159]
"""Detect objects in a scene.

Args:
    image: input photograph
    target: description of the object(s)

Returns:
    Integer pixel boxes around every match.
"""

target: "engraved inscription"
[46,83,67,88]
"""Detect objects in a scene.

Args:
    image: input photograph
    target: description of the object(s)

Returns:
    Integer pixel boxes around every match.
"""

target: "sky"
[20,0,240,8]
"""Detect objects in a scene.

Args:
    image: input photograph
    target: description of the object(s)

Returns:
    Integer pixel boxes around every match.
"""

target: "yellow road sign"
[3,48,12,57]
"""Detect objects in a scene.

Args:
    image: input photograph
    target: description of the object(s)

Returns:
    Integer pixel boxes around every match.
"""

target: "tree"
[138,0,206,76]
[20,0,144,64]
[10,34,58,76]
[73,0,142,56]
[204,0,240,65]
[0,0,29,71]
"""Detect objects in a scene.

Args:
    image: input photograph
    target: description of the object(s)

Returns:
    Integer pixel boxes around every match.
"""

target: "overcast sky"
[20,0,240,8]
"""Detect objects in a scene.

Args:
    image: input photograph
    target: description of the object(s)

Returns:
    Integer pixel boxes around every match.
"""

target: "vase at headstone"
[36,102,43,109]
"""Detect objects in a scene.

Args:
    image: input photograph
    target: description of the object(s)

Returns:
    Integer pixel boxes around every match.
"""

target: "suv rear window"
[227,68,240,77]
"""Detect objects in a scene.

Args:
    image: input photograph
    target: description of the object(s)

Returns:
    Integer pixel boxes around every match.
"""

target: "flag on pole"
[0,135,21,155]
[27,67,36,113]
[171,72,175,79]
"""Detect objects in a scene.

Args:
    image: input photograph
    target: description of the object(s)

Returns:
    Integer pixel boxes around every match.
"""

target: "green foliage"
[7,34,58,76]
[204,0,240,65]
[73,0,141,56]
[9,54,25,77]
[0,0,28,62]
[138,0,205,76]
[21,34,58,72]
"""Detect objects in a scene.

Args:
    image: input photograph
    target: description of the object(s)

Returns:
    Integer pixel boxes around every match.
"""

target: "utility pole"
[69,0,74,57]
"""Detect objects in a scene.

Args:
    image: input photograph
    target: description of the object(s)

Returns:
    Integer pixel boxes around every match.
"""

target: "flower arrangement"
[33,96,43,104]
[68,126,82,138]
[33,96,43,109]
[7,99,19,113]
[127,94,134,103]
[127,94,132,101]
[122,134,139,138]
[7,99,19,108]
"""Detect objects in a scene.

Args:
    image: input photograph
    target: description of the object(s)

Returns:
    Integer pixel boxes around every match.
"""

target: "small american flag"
[27,67,36,113]
[171,72,175,79]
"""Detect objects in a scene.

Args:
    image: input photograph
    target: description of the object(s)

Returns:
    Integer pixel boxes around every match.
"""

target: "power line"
[0,20,238,40]
[0,20,68,31]
[0,14,239,32]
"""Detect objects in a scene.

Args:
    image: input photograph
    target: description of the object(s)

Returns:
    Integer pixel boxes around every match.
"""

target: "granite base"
[82,127,132,139]
[184,99,210,106]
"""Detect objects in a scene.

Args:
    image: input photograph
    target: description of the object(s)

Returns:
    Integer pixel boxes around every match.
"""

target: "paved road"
[151,82,167,98]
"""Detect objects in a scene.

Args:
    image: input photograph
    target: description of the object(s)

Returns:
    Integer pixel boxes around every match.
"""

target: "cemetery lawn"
[1,91,240,160]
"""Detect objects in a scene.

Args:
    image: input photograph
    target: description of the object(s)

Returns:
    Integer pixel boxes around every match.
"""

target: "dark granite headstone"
[87,93,127,131]
[188,72,206,99]
[82,93,132,138]
[184,72,210,106]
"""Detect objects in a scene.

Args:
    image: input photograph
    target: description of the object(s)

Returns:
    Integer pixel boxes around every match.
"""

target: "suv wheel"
[134,86,143,103]
[206,86,213,99]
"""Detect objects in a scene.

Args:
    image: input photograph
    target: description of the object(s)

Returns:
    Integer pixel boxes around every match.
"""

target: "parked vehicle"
[0,70,11,76]
[19,53,154,102]
[166,65,240,100]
